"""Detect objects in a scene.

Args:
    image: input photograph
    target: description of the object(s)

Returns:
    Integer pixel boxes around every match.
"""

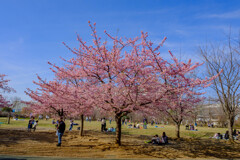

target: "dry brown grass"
[1,129,240,159]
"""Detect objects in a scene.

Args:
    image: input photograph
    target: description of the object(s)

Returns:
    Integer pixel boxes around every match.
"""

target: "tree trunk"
[175,123,180,138]
[80,114,84,136]
[228,114,234,142]
[7,112,10,124]
[115,115,122,146]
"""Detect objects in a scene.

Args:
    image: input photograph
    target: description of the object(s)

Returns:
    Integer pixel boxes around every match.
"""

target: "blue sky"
[0,0,240,101]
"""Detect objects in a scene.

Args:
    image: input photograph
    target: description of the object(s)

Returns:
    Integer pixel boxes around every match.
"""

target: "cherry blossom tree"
[55,22,221,144]
[0,74,15,124]
[54,22,159,145]
[26,22,221,145]
[143,41,222,138]
[25,73,94,136]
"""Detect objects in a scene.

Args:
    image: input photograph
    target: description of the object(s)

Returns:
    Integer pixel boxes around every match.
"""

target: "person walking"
[57,117,65,147]
[109,118,112,124]
[69,119,73,131]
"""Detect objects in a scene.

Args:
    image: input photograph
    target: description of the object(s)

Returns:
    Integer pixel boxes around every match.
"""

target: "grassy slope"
[0,117,228,138]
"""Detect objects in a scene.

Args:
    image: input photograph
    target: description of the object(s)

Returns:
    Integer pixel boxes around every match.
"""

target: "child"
[52,119,56,124]
[33,120,38,132]
[69,119,74,131]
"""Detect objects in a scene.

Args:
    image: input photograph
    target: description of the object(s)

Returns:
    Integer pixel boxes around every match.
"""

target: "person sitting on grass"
[128,124,133,128]
[145,132,168,145]
[161,132,168,144]
[107,127,115,132]
[136,123,140,129]
[133,123,136,128]
[236,133,240,141]
[233,129,237,136]
[212,133,223,139]
[151,134,160,144]
[190,124,194,130]
[224,131,229,140]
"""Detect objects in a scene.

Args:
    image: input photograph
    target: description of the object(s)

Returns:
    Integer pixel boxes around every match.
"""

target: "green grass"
[0,117,55,129]
[0,117,228,139]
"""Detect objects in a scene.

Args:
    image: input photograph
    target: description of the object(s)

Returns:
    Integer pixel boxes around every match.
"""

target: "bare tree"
[199,34,240,142]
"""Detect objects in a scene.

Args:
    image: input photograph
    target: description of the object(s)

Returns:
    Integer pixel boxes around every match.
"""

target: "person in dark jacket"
[57,117,65,146]
[224,131,229,140]
[28,117,34,132]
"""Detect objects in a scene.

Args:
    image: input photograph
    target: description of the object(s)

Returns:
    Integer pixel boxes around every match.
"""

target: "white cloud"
[199,10,240,19]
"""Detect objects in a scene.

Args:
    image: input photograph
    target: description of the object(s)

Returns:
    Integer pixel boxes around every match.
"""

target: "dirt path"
[1,129,240,159]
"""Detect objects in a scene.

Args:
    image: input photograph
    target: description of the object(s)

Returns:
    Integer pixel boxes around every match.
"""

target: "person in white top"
[101,118,106,132]
[33,120,38,132]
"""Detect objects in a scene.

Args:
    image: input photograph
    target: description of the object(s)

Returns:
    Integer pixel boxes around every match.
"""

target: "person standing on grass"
[32,120,38,132]
[101,118,106,132]
[109,118,112,124]
[143,120,147,129]
[28,117,34,132]
[57,117,65,147]
[89,116,91,122]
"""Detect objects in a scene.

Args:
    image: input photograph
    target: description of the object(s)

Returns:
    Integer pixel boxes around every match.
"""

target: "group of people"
[27,117,38,132]
[185,124,198,131]
[212,129,240,140]
[128,123,141,129]
[122,119,130,125]
[147,132,169,145]
[100,118,116,132]
[37,114,50,120]
[28,116,170,147]
[29,116,65,147]
[85,116,92,122]
[208,123,214,128]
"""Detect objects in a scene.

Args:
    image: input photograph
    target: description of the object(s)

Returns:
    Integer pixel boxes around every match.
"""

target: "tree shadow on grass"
[0,157,27,160]
[0,129,56,146]
[72,130,240,159]
[170,138,240,158]
[132,138,240,159]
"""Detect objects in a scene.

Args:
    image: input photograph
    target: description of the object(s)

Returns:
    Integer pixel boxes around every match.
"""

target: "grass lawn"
[1,117,240,159]
[0,117,229,139]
